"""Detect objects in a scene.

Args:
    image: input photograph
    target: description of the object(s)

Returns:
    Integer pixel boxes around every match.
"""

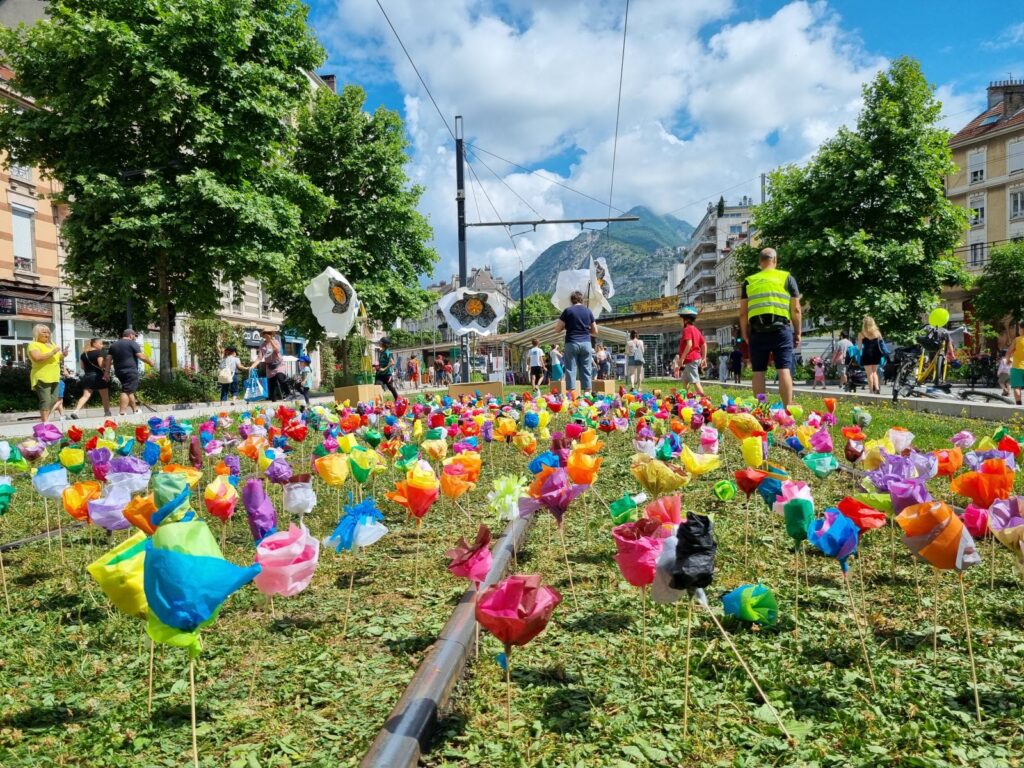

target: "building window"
[1009,140,1024,175]
[11,205,36,273]
[969,242,985,266]
[729,225,743,234]
[970,204,985,227]
[968,150,986,184]
[8,164,32,183]
[1011,190,1024,220]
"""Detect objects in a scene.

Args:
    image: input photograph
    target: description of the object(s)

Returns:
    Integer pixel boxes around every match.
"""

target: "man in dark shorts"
[105,328,155,415]
[554,290,597,394]
[739,248,802,406]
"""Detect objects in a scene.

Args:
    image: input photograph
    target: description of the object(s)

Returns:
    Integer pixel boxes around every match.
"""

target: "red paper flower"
[837,496,888,532]
[475,574,561,649]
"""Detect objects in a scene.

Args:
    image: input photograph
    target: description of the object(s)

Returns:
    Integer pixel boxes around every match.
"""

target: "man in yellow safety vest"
[738,248,802,406]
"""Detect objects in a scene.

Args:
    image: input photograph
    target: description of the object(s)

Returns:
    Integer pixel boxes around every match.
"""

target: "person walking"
[857,317,886,395]
[625,331,645,391]
[410,356,420,389]
[217,345,249,405]
[257,330,287,402]
[738,248,802,406]
[676,305,707,396]
[296,354,314,405]
[105,329,155,416]
[595,344,611,380]
[71,337,111,417]
[1007,324,1024,406]
[832,331,853,390]
[729,345,743,383]
[527,338,545,391]
[555,290,597,394]
[27,324,69,423]
[718,352,729,383]
[549,343,564,390]
[375,338,399,400]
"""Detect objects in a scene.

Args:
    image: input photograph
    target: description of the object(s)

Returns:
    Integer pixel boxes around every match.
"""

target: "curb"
[360,514,532,767]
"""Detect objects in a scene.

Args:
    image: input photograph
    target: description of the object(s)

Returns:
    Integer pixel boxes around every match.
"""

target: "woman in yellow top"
[1007,324,1024,406]
[27,324,69,422]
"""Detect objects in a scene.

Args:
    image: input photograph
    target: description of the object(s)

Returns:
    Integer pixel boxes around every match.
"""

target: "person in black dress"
[71,338,111,417]
[858,316,885,394]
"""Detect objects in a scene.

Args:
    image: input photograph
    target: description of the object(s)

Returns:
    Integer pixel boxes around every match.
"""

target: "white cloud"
[314,0,974,288]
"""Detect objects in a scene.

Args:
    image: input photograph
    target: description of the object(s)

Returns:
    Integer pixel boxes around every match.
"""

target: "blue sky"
[304,1,1024,281]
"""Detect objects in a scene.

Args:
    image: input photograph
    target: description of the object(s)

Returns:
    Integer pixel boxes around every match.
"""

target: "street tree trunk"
[157,252,173,383]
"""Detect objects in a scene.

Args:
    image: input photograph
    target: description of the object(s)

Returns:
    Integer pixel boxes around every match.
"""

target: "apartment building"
[947,80,1024,270]
[667,198,753,307]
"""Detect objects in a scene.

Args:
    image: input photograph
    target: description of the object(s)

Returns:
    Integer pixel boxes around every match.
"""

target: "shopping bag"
[244,370,268,402]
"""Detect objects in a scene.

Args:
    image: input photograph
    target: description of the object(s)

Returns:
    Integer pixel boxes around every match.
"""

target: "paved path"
[0,383,448,439]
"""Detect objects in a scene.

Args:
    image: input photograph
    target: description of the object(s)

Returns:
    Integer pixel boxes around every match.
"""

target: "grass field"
[1,382,1022,767]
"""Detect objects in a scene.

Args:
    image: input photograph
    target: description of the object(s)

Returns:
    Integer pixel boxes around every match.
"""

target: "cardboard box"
[593,379,617,395]
[449,381,504,399]
[334,384,380,405]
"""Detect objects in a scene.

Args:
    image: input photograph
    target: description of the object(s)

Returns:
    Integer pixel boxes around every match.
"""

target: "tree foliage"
[186,317,244,375]
[973,240,1024,329]
[265,85,437,344]
[501,292,559,334]
[0,0,327,377]
[745,57,968,335]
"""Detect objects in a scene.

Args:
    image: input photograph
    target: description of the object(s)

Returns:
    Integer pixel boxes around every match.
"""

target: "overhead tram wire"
[465,157,524,265]
[605,0,630,234]
[466,143,628,215]
[374,0,455,141]
[467,148,546,222]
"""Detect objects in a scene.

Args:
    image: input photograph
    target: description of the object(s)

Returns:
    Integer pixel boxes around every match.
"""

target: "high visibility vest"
[745,268,792,321]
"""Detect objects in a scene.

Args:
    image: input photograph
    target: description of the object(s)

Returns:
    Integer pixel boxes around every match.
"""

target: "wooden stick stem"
[701,603,792,741]
[683,597,693,734]
[557,524,579,611]
[958,573,982,724]
[190,659,199,768]
[147,638,155,715]
[843,572,877,692]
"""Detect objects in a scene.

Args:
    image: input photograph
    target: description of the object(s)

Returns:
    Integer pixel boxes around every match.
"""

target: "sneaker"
[69,413,79,420]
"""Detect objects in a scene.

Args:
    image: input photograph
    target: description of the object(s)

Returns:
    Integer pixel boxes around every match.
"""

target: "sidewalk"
[0,383,448,438]
[712,378,1020,421]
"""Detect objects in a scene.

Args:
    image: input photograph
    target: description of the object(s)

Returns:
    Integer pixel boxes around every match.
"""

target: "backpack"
[918,326,945,352]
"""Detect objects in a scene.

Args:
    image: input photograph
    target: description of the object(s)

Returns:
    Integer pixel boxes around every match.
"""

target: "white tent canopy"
[504,320,629,349]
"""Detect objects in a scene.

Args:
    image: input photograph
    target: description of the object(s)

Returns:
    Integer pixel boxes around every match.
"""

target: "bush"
[137,368,217,405]
[0,365,37,412]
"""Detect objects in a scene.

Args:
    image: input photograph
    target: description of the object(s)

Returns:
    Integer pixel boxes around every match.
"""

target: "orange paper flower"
[441,463,476,500]
[950,458,1014,508]
[567,450,602,485]
[63,481,102,522]
[123,493,158,535]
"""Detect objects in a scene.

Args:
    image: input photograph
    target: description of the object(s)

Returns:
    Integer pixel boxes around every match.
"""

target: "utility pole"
[453,117,638,384]
[455,116,470,383]
[519,269,525,332]
[760,173,766,205]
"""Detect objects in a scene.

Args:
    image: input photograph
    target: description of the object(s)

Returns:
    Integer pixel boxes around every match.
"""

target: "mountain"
[520,206,693,307]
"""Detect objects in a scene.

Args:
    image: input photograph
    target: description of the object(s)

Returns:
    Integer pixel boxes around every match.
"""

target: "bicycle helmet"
[678,304,699,319]
[298,354,312,364]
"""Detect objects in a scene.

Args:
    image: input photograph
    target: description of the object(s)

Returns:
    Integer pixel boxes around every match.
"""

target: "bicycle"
[957,352,1015,404]
[892,340,1014,405]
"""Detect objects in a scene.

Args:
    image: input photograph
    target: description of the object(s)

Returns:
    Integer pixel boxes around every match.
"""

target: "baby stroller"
[843,346,868,393]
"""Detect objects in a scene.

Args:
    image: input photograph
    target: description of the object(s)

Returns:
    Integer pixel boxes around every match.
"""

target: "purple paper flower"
[889,478,932,515]
[866,450,917,492]
[109,456,150,475]
[481,420,494,443]
[33,423,62,446]
[224,455,241,476]
[908,450,938,481]
[266,457,293,485]
[87,447,112,466]
[965,450,1016,472]
[517,468,589,527]
[242,477,277,544]
[952,430,975,450]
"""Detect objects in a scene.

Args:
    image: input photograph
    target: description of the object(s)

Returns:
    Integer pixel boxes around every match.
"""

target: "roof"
[503,320,629,348]
[950,101,1024,145]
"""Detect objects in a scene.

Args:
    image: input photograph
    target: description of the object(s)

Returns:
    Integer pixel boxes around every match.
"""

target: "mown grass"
[0,383,1021,767]
[426,383,1024,767]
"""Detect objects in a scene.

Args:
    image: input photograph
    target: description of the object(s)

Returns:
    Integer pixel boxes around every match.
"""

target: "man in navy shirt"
[554,290,597,393]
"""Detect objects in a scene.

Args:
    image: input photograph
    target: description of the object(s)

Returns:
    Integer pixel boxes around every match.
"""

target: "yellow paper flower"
[630,454,689,496]
[315,452,350,486]
[337,433,359,454]
[422,438,449,462]
[680,445,720,476]
[862,438,896,471]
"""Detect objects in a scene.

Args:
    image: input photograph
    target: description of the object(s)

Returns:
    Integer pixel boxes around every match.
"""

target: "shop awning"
[503,320,629,348]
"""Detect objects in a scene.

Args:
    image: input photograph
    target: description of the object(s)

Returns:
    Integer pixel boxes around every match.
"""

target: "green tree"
[186,317,243,375]
[716,196,725,217]
[746,57,968,336]
[973,240,1024,329]
[0,0,327,379]
[502,292,559,333]
[266,85,437,343]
